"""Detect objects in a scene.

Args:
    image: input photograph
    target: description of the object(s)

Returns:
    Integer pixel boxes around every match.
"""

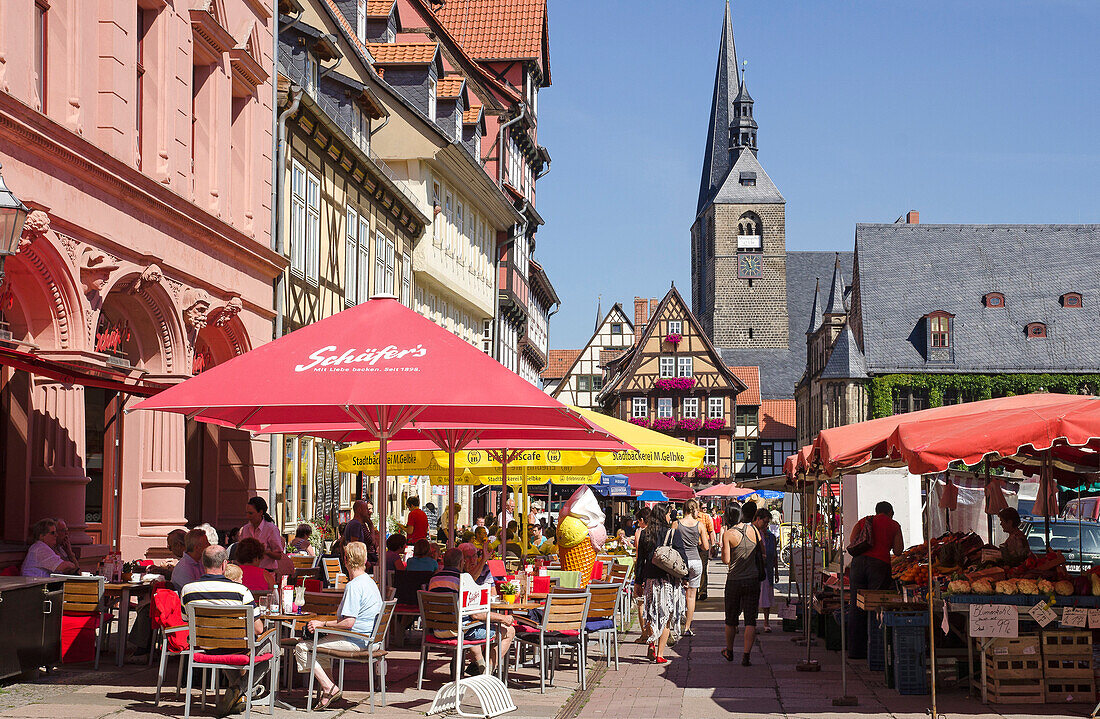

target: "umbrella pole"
[378,430,389,603]
[521,466,529,565]
[448,449,456,549]
[797,474,820,671]
[985,460,994,542]
[926,474,939,719]
[833,480,856,706]
[1044,451,1052,551]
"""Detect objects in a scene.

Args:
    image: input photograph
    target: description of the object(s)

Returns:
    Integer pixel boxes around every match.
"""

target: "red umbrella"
[628,473,695,501]
[133,296,629,596]
[696,483,753,498]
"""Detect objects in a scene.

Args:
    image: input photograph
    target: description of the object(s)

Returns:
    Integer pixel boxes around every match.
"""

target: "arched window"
[737,212,763,251]
[983,292,1005,308]
[1061,292,1082,308]
[1025,322,1047,338]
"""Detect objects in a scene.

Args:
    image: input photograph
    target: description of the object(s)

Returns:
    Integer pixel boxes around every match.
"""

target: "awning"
[627,473,695,501]
[594,473,630,497]
[0,345,167,397]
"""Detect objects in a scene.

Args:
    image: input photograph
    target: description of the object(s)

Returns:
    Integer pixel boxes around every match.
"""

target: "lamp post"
[0,163,30,285]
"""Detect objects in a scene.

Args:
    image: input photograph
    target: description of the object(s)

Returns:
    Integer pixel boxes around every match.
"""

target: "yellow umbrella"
[567,406,706,474]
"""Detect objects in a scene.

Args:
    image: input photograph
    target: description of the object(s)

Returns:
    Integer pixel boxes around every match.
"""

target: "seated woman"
[998,507,1033,567]
[21,519,78,577]
[235,537,276,592]
[385,533,408,572]
[405,539,439,572]
[294,542,382,709]
[289,524,316,556]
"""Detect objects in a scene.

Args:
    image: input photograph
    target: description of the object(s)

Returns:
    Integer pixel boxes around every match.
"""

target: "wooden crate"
[988,636,1041,658]
[1044,679,1095,704]
[1043,654,1093,680]
[983,678,1045,704]
[1041,630,1092,656]
[857,589,900,610]
[986,655,1041,680]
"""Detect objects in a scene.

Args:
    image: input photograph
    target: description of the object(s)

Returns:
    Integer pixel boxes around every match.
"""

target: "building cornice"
[0,92,285,279]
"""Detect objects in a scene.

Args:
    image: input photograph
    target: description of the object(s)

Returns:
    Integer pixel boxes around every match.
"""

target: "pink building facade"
[0,0,281,565]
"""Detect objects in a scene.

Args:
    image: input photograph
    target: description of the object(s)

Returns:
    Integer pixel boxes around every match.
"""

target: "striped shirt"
[181,573,255,607]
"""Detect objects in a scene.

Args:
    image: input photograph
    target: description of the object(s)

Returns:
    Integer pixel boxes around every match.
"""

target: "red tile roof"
[599,349,624,367]
[726,366,761,406]
[462,105,483,124]
[542,349,581,381]
[366,42,439,65]
[760,400,796,439]
[431,0,546,61]
[437,76,465,98]
[365,0,395,16]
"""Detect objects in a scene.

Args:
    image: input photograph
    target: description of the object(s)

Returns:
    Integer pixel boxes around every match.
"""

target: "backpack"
[847,516,875,557]
[651,529,688,579]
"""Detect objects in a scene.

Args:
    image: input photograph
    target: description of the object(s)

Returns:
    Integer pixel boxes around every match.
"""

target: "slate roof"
[431,0,547,62]
[721,251,854,399]
[542,349,581,381]
[855,224,1100,373]
[820,324,868,379]
[711,148,784,205]
[760,399,796,439]
[727,366,761,405]
[823,254,847,315]
[806,279,823,335]
[366,42,439,65]
[696,2,739,214]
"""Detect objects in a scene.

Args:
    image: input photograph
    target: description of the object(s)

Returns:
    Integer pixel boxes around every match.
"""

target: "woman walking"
[631,507,652,645]
[636,505,684,664]
[673,499,709,636]
[721,504,763,666]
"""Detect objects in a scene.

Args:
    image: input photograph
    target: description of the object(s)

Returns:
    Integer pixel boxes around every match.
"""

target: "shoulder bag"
[847,515,875,557]
[651,528,688,579]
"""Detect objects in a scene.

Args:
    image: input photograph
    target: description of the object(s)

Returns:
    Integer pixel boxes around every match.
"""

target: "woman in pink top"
[240,497,285,572]
[236,537,276,592]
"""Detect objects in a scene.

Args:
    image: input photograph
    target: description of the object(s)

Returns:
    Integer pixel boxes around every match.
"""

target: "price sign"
[969,603,1018,638]
[1088,609,1100,629]
[1028,601,1058,628]
[1061,607,1087,628]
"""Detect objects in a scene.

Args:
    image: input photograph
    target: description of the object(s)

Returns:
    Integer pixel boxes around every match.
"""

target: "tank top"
[674,520,701,562]
[726,524,759,583]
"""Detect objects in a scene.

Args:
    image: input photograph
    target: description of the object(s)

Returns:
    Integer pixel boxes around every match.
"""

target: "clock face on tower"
[737,252,762,279]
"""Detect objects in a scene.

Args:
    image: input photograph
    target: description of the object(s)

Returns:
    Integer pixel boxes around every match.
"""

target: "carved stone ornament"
[18,210,50,252]
[212,295,243,327]
[180,287,212,332]
[128,263,164,295]
[79,247,120,295]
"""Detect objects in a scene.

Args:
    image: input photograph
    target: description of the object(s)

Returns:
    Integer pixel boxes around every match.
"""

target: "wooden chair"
[306,600,397,713]
[290,555,316,572]
[416,591,495,690]
[582,583,621,669]
[513,591,590,693]
[53,574,108,669]
[320,557,343,587]
[183,603,278,719]
[608,564,632,630]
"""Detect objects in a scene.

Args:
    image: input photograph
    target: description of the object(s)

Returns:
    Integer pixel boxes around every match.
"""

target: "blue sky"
[534,1,1100,349]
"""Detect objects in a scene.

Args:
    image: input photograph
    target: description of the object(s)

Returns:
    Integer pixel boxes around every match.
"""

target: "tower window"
[1061,292,1082,308]
[747,327,754,339]
[983,292,1005,308]
[1026,322,1047,338]
[924,310,954,351]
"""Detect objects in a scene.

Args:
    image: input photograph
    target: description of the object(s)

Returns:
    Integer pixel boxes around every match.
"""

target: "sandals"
[653,656,671,665]
[317,686,342,710]
[720,649,734,662]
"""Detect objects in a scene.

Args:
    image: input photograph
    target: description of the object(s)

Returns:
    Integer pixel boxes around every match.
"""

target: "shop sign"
[968,603,1018,637]
[1027,601,1057,628]
[95,317,131,355]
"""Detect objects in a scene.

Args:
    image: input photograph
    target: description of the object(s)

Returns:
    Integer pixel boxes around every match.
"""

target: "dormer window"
[1061,292,1082,308]
[668,320,682,335]
[427,77,437,120]
[304,52,319,98]
[356,0,366,42]
[983,292,1005,308]
[1026,322,1047,338]
[739,172,756,187]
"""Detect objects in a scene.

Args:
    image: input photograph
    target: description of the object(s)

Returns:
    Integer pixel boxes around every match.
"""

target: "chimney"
[906,210,919,224]
[634,298,649,343]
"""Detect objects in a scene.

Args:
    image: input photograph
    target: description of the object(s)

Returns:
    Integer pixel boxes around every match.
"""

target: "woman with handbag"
[636,505,686,664]
[672,499,709,637]
[720,504,764,666]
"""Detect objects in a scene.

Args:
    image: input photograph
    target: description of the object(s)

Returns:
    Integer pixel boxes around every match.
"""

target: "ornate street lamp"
[0,162,30,284]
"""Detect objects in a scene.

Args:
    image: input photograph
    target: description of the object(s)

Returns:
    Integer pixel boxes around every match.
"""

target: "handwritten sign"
[1088,609,1100,629]
[969,603,1018,638]
[1061,607,1088,628]
[1028,601,1057,628]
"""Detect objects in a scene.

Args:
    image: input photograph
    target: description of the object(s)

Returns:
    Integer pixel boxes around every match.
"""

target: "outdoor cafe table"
[103,580,154,667]
[261,610,323,709]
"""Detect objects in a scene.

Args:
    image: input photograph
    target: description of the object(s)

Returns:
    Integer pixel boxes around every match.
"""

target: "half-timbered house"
[597,286,747,485]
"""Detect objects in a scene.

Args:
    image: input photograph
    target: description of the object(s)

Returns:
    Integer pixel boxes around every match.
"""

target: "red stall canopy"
[628,473,695,501]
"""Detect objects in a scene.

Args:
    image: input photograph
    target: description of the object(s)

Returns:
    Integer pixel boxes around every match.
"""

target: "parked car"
[1022,518,1100,572]
[1061,496,1100,522]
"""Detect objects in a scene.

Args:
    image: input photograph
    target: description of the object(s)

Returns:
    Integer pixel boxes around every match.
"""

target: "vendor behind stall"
[997,507,1033,567]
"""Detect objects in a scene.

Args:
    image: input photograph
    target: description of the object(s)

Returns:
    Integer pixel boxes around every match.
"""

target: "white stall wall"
[841,467,924,551]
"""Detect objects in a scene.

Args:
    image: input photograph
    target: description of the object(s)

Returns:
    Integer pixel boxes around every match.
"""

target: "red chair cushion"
[395,603,419,614]
[193,652,274,666]
[516,624,579,636]
[60,613,100,663]
[487,560,506,578]
[424,634,460,646]
[590,562,605,581]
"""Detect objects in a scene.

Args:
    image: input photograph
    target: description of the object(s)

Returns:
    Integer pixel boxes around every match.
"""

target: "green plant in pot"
[499,581,519,603]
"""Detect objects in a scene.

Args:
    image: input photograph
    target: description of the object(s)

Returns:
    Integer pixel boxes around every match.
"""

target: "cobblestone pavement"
[1,563,1096,719]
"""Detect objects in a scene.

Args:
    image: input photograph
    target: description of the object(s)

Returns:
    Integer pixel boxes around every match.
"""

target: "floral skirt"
[643,578,685,636]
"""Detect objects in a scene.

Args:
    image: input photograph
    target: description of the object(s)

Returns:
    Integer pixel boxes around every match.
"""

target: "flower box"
[665,333,682,344]
[628,417,651,428]
[702,418,727,431]
[654,377,696,391]
[652,417,676,431]
[677,417,703,431]
[696,465,718,479]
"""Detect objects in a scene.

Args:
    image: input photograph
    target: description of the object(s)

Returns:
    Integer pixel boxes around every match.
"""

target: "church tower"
[691,2,788,349]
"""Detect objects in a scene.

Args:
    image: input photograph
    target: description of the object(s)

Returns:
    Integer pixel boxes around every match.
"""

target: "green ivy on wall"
[867,373,1100,419]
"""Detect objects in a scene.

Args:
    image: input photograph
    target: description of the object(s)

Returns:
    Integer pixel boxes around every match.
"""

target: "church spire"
[696,1,739,214]
[824,253,847,316]
[731,63,758,159]
[807,279,823,334]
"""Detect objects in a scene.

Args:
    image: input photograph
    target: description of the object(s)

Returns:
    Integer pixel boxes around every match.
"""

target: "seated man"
[172,528,209,591]
[181,545,266,717]
[428,547,515,676]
